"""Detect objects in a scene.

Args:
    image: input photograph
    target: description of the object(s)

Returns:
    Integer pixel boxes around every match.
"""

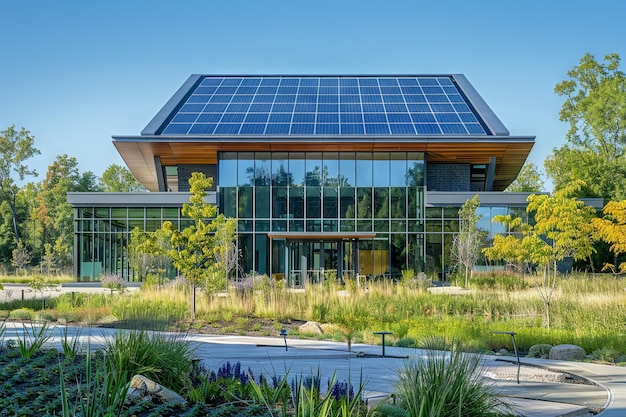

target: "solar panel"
[161,76,488,136]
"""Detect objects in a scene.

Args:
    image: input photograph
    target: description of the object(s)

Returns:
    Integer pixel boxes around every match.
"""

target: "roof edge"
[141,74,203,135]
[452,74,510,136]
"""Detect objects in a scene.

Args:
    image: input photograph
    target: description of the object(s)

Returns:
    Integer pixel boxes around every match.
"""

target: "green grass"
[1,271,625,357]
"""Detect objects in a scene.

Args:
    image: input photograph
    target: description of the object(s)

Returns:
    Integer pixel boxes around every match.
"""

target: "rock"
[549,344,586,361]
[127,375,187,405]
[299,321,324,335]
[527,344,553,359]
[495,348,509,356]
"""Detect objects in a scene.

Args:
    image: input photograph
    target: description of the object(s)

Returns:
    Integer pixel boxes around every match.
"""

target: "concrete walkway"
[2,323,624,417]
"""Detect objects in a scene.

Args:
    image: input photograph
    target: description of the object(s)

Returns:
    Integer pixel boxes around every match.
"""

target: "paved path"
[3,322,625,416]
[0,283,141,303]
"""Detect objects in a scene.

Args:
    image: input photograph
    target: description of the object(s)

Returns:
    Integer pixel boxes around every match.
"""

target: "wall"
[426,164,470,191]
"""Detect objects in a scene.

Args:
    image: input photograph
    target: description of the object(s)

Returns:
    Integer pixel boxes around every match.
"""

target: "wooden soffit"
[114,137,534,192]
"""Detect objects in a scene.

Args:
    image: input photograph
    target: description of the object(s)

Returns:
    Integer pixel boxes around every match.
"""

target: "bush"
[9,308,33,320]
[527,344,553,359]
[392,336,508,417]
[103,330,196,395]
[591,347,621,363]
[395,337,417,348]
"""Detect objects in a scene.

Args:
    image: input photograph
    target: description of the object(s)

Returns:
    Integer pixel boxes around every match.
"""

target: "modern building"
[69,74,535,282]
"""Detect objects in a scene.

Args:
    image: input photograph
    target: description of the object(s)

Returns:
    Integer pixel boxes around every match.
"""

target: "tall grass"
[390,336,509,417]
[94,272,626,354]
[3,271,624,356]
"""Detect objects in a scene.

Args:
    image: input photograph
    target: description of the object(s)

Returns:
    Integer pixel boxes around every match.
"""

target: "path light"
[492,331,520,384]
[280,328,288,351]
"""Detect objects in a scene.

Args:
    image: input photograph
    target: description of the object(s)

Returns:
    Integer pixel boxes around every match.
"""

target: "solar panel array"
[161,76,488,136]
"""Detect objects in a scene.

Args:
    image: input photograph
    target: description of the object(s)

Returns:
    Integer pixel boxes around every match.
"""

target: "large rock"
[549,344,586,361]
[299,321,324,335]
[127,375,187,405]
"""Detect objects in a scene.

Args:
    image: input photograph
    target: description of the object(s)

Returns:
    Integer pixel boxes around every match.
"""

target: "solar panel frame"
[161,76,489,136]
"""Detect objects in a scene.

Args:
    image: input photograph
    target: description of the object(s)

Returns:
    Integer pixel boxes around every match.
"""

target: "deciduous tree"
[505,162,545,192]
[592,200,626,273]
[525,182,595,327]
[547,53,626,200]
[451,195,482,288]
[99,164,146,192]
[161,172,236,319]
[0,126,40,242]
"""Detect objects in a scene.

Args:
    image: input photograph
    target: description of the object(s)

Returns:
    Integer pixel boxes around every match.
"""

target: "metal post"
[492,331,520,384]
[280,328,288,351]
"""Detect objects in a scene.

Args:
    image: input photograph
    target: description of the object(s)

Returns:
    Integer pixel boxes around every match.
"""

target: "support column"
[285,240,291,287]
[337,240,344,283]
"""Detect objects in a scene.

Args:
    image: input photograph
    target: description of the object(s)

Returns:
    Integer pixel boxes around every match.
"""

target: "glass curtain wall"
[219,152,425,279]
[74,206,183,281]
[424,205,530,279]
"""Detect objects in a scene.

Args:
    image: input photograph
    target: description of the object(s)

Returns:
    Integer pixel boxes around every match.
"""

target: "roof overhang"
[113,135,534,192]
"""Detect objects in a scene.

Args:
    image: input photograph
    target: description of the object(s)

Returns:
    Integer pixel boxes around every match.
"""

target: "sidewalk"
[2,323,622,417]
[187,334,612,417]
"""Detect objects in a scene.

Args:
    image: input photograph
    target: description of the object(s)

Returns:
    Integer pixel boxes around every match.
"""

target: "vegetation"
[505,161,545,193]
[451,195,482,288]
[383,337,508,417]
[547,53,626,201]
[0,326,368,416]
[1,272,625,357]
[148,172,237,319]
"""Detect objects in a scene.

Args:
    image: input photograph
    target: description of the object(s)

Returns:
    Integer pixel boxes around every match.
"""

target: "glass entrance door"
[290,240,355,287]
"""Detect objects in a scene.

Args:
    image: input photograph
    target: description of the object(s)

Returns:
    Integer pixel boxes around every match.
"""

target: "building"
[68,74,535,282]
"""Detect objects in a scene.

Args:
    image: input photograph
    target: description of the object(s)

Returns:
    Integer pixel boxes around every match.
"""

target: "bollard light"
[492,331,520,384]
[280,328,288,351]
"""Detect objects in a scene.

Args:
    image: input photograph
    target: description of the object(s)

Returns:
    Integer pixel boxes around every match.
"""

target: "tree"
[11,239,31,275]
[505,162,545,192]
[592,200,626,273]
[99,164,146,192]
[0,126,40,242]
[525,181,596,327]
[483,215,529,273]
[31,155,99,263]
[451,195,481,288]
[161,172,236,319]
[547,53,626,200]
[485,181,596,328]
[131,226,172,283]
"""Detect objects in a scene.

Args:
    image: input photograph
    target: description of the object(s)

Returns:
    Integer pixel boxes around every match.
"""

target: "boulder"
[299,321,324,335]
[127,375,187,405]
[549,344,586,361]
[527,344,553,359]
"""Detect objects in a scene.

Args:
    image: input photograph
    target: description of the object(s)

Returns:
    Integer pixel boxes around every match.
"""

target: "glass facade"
[219,152,425,280]
[74,206,187,280]
[424,205,530,279]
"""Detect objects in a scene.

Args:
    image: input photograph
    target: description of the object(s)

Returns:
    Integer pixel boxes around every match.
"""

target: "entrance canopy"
[267,232,376,241]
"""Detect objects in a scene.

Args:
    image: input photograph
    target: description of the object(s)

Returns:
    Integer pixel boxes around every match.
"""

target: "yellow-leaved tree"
[592,201,626,273]
[485,181,596,328]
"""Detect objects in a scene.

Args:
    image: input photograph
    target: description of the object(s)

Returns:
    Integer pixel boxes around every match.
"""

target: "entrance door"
[288,240,358,287]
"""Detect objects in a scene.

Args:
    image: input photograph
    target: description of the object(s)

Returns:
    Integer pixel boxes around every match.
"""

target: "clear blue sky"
[1,0,625,189]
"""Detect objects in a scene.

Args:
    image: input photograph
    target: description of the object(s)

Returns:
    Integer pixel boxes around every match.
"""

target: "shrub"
[100,274,126,295]
[103,330,196,396]
[395,337,417,348]
[393,336,508,417]
[527,344,553,359]
[9,308,33,320]
[591,347,621,363]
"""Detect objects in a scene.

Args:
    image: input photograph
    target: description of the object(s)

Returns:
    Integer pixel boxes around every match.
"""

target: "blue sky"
[1,0,625,189]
